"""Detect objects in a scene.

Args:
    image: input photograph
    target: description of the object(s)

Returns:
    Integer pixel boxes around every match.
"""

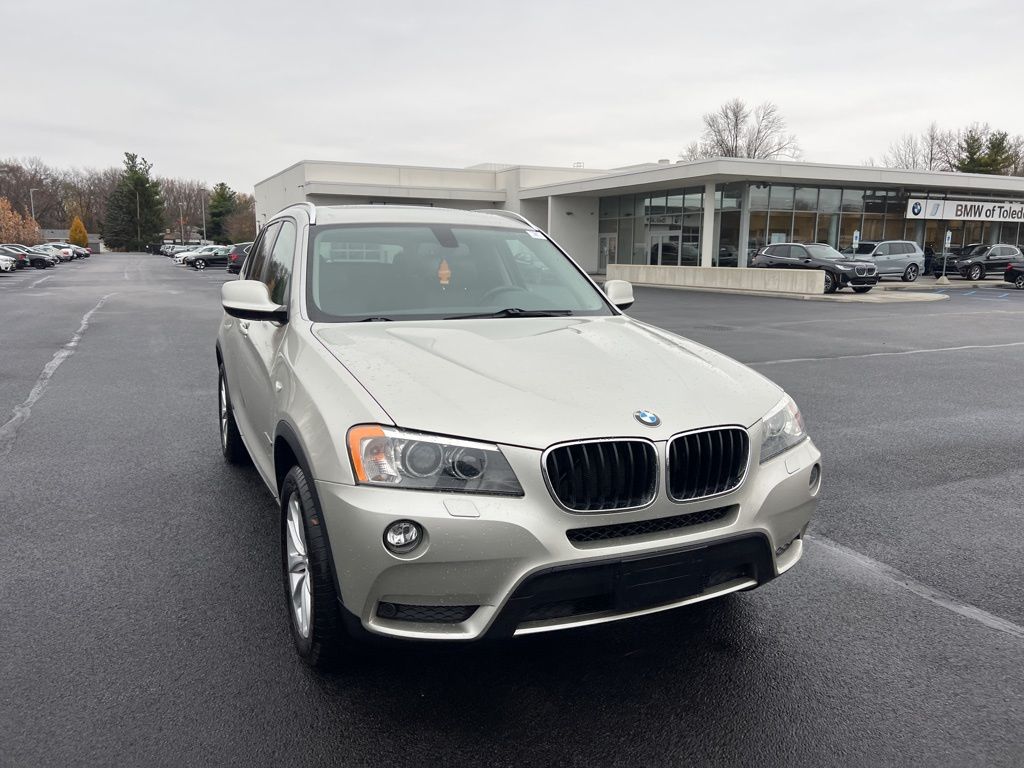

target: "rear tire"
[1014,274,1024,290]
[902,264,919,282]
[280,465,349,670]
[218,363,249,465]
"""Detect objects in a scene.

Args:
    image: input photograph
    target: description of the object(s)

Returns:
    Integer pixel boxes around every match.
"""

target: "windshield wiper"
[357,316,393,322]
[443,308,574,320]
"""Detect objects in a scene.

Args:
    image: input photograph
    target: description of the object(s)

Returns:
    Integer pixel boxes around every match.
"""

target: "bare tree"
[159,177,209,241]
[880,122,957,171]
[225,193,256,243]
[682,99,800,161]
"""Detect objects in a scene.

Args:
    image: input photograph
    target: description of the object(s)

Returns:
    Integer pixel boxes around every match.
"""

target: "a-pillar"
[700,181,716,268]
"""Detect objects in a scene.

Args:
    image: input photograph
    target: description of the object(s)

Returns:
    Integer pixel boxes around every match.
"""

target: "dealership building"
[255,158,1024,274]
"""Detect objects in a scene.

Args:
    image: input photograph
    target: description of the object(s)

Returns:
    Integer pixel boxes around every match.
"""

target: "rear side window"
[243,222,280,281]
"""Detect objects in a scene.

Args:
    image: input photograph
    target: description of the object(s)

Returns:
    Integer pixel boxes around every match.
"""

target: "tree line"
[0,153,256,250]
[683,100,1023,178]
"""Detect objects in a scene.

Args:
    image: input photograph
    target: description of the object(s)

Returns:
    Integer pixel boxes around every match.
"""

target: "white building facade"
[255,158,1024,273]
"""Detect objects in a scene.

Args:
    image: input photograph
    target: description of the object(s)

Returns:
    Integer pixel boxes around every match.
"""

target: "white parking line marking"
[28,275,52,289]
[0,293,115,459]
[811,535,1024,642]
[753,340,1024,366]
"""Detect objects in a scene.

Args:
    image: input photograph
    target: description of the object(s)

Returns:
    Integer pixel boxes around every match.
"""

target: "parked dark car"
[752,242,878,293]
[955,244,1022,280]
[0,244,49,269]
[189,246,232,270]
[226,242,252,274]
[1005,262,1024,289]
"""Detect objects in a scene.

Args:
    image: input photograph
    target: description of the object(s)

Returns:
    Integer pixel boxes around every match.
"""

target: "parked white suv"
[842,240,925,281]
[216,204,821,668]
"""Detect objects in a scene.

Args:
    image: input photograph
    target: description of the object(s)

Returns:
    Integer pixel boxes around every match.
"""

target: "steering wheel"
[480,285,532,303]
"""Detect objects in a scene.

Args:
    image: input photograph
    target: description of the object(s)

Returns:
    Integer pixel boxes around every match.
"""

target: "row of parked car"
[0,241,92,272]
[751,239,1024,293]
[160,242,252,274]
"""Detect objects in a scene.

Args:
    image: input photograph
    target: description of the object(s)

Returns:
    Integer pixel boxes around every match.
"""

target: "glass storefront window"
[683,189,702,213]
[719,183,742,211]
[795,187,818,211]
[841,189,865,213]
[818,188,841,214]
[599,196,619,219]
[749,212,768,253]
[666,191,683,216]
[793,212,816,244]
[816,213,840,246]
[646,194,666,216]
[749,184,770,211]
[767,210,792,243]
[769,185,794,210]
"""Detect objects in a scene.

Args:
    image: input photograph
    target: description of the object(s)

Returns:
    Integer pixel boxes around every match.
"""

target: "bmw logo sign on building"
[911,201,922,216]
[634,410,661,427]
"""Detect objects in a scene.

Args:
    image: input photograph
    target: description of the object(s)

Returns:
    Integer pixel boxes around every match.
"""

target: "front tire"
[280,465,348,669]
[218,363,249,464]
[823,271,838,293]
[194,259,207,270]
[968,264,984,281]
[902,264,919,282]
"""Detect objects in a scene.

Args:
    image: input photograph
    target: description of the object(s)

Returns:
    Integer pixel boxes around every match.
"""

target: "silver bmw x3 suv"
[216,204,821,667]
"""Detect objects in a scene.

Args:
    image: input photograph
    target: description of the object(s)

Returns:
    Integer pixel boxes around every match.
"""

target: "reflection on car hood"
[313,316,782,449]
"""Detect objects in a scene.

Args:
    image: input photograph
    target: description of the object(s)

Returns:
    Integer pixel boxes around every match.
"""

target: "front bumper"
[836,271,878,287]
[316,437,820,641]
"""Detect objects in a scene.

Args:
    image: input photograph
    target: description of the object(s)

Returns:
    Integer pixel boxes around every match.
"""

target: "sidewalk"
[873,275,1017,292]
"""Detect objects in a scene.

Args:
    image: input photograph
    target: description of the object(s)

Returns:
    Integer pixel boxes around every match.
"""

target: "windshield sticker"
[438,258,451,287]
[526,230,545,239]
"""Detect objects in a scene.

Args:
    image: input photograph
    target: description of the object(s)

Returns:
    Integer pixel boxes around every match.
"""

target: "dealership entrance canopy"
[255,157,1024,273]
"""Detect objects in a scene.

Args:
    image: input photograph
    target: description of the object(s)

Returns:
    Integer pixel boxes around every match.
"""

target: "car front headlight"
[347,425,523,496]
[759,396,808,463]
[834,264,851,271]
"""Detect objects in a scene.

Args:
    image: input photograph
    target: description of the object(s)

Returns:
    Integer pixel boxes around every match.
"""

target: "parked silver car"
[842,240,925,281]
[216,205,821,668]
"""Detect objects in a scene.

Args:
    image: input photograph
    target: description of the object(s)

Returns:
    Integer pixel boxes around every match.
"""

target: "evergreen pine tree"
[206,182,238,244]
[101,153,165,251]
[69,216,88,247]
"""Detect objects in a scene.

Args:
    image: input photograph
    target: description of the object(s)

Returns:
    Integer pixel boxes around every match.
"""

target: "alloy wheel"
[970,265,983,280]
[219,376,228,449]
[285,495,312,639]
[1016,275,1024,289]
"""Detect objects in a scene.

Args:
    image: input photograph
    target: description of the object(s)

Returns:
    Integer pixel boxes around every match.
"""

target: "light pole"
[135,189,141,250]
[200,189,208,243]
[29,188,40,222]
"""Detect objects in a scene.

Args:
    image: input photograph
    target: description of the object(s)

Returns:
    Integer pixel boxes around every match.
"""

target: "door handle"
[239,320,250,337]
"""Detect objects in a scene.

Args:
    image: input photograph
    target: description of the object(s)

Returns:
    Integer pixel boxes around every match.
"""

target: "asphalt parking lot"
[2,255,1023,767]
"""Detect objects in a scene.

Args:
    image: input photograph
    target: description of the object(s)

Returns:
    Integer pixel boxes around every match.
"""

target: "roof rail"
[473,208,537,228]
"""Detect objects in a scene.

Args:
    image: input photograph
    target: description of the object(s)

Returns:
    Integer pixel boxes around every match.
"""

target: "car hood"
[312,316,783,449]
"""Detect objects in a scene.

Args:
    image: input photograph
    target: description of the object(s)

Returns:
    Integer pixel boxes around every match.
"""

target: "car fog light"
[384,520,422,554]
[809,464,821,495]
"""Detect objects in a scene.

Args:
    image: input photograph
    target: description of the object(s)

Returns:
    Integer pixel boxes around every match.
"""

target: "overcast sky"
[5,0,1022,191]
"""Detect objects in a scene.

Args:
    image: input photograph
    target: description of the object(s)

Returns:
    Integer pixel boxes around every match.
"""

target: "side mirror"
[222,280,288,323]
[604,279,635,310]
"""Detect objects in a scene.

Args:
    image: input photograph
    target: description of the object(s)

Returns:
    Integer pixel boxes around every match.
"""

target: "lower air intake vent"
[566,506,733,545]
[376,603,477,623]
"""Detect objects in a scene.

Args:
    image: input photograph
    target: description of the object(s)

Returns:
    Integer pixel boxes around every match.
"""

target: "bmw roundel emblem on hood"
[634,410,661,427]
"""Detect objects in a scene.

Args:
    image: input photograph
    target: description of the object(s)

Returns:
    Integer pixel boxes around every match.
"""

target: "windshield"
[805,244,846,260]
[967,245,990,257]
[306,224,613,322]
